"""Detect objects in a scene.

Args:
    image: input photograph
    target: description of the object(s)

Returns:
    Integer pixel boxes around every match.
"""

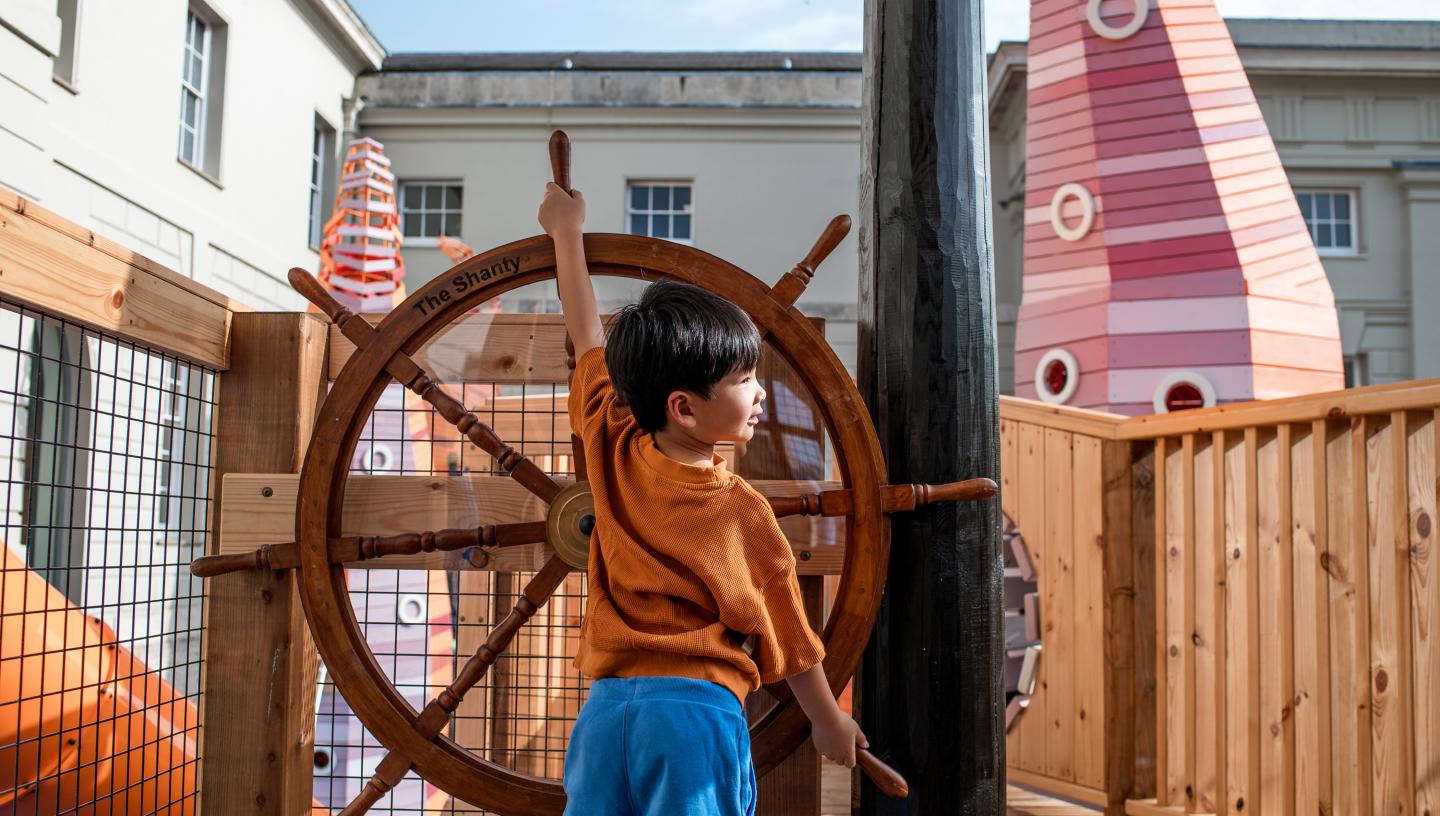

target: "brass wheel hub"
[545,482,595,570]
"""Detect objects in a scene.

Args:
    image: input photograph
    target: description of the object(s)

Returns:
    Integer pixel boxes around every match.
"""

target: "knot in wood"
[466,547,490,568]
[1375,668,1389,693]
[1418,511,1432,539]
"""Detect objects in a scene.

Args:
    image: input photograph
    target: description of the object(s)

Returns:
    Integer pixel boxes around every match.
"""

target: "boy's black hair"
[605,278,762,434]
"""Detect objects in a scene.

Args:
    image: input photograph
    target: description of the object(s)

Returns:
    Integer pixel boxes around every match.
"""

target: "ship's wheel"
[192,132,995,815]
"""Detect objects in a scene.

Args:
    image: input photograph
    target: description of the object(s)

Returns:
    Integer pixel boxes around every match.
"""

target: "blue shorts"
[562,676,757,816]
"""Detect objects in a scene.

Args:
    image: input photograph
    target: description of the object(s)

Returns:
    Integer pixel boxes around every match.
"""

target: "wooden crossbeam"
[219,473,847,575]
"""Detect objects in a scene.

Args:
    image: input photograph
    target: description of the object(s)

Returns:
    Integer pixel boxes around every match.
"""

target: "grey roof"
[377,51,864,74]
[1225,18,1440,50]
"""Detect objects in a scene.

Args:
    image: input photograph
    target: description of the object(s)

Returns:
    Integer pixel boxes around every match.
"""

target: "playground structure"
[0,0,1436,812]
[1015,0,1344,413]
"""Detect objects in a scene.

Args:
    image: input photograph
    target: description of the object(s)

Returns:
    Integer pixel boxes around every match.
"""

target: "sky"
[349,0,1440,54]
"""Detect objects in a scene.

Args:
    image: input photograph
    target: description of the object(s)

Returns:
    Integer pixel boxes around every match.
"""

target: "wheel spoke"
[572,433,588,481]
[189,521,549,578]
[338,521,549,564]
[767,477,997,519]
[406,371,564,504]
[335,555,571,813]
[768,215,851,310]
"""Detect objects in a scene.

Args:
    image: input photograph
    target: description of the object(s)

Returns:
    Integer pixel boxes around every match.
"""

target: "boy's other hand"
[812,713,868,769]
[538,182,585,238]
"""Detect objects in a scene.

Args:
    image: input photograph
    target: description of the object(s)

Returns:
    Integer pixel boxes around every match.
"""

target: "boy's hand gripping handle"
[549,130,571,193]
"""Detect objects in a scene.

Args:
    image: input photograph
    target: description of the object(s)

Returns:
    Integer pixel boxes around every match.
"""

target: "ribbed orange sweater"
[568,346,826,704]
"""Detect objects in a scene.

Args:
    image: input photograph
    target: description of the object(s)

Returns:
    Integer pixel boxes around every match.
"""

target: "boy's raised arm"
[538,182,605,359]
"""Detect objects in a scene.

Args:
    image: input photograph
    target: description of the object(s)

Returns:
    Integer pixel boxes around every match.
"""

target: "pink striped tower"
[1014,0,1343,415]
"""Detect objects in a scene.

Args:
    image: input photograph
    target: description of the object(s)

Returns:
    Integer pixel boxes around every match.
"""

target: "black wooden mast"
[857,0,1005,811]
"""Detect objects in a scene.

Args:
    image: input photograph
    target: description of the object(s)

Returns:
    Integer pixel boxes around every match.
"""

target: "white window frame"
[625,181,694,245]
[1297,190,1358,257]
[178,10,210,170]
[308,118,335,250]
[399,182,464,246]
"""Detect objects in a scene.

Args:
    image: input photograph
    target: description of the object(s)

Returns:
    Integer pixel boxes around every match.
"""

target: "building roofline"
[299,0,386,72]
[375,51,863,74]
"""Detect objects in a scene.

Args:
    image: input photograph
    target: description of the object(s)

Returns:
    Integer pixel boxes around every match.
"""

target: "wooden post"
[857,0,1003,811]
[201,313,328,815]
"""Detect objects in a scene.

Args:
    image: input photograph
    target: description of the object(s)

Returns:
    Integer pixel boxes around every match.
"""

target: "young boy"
[538,182,867,815]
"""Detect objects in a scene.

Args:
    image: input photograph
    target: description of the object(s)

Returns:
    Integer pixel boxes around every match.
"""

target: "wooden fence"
[1001,383,1440,816]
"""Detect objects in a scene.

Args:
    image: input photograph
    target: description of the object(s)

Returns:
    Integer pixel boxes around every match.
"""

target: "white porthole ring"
[1035,348,1081,405]
[1049,183,1096,243]
[1088,0,1149,41]
[1152,371,1217,414]
[397,594,427,626]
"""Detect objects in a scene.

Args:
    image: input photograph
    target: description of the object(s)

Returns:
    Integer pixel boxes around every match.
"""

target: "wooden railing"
[1001,382,1440,816]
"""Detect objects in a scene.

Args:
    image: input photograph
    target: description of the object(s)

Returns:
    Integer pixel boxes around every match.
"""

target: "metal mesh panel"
[0,297,214,814]
[314,379,588,814]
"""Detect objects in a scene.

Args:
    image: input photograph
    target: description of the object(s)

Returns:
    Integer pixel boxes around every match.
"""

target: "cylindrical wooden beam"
[858,0,1004,810]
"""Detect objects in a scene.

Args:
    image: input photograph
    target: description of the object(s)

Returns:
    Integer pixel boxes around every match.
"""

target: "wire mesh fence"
[0,297,214,814]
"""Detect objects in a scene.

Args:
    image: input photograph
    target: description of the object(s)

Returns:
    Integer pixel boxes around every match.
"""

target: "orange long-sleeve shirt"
[568,346,826,704]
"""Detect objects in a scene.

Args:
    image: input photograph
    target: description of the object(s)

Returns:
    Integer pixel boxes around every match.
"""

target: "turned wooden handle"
[287,267,344,319]
[857,748,909,798]
[191,549,270,578]
[549,130,571,193]
[922,476,998,504]
[799,214,852,272]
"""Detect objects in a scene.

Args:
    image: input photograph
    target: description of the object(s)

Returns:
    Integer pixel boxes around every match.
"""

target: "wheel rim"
[295,233,888,813]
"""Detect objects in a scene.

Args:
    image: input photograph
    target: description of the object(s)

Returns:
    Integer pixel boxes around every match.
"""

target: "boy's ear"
[665,390,699,430]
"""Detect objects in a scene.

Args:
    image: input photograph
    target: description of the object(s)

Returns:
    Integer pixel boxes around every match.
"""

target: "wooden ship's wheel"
[192,132,995,815]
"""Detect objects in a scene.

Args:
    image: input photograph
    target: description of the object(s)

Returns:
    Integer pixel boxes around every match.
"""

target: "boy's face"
[667,367,766,444]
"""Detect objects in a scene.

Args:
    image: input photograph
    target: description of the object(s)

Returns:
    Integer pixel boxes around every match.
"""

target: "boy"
[538,182,867,815]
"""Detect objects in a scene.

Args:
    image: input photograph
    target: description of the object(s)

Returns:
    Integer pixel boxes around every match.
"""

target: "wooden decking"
[820,764,1101,815]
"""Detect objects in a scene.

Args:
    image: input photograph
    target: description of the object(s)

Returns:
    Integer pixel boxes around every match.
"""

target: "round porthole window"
[1087,0,1149,40]
[1034,349,1080,405]
[1049,183,1097,242]
[1152,371,1217,414]
[397,593,426,626]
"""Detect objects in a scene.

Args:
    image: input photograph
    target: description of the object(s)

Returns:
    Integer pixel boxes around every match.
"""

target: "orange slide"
[0,546,196,815]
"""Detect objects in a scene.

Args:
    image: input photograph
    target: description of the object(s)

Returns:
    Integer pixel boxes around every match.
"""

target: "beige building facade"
[989,19,1440,390]
[0,0,383,310]
[354,53,865,370]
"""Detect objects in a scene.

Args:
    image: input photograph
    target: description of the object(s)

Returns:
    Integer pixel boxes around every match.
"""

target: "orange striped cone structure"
[1015,0,1343,415]
[318,136,406,312]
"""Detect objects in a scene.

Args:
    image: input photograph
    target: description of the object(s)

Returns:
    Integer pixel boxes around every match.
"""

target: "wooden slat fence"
[1001,382,1440,816]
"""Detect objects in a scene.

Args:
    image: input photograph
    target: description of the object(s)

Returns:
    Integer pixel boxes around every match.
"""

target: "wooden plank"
[1256,427,1293,816]
[1191,433,1222,814]
[1289,422,1330,816]
[200,313,327,815]
[1412,410,1439,816]
[1328,418,1372,815]
[1162,437,1189,807]
[1154,437,1170,807]
[1130,442,1159,804]
[1116,379,1440,441]
[0,188,250,313]
[218,474,848,575]
[1000,396,1126,440]
[328,312,578,384]
[1102,439,1138,814]
[1222,429,1259,816]
[1367,414,1413,815]
[1072,434,1105,791]
[1045,428,1077,782]
[1007,767,1108,808]
[1003,420,1025,767]
[1209,431,1228,816]
[0,192,233,368]
[1017,422,1050,774]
